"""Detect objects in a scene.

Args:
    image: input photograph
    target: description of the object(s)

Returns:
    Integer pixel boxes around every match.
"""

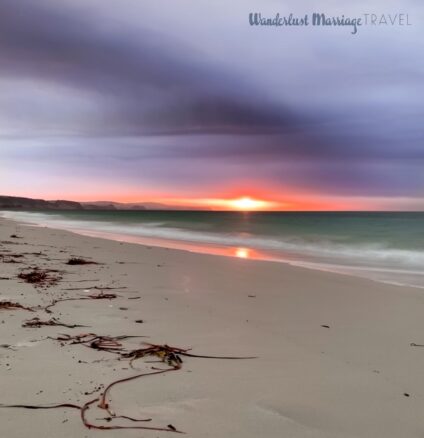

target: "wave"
[3,210,424,288]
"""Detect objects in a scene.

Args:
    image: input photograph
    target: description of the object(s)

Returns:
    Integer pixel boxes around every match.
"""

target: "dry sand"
[1,217,424,437]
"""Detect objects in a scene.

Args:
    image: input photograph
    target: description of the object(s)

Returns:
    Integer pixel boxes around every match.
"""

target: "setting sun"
[235,247,250,258]
[150,194,283,211]
[230,197,269,211]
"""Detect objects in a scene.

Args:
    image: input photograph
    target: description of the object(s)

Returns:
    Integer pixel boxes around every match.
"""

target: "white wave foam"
[2,210,424,287]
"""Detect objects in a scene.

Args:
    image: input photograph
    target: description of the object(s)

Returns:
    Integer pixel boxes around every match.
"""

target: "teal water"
[2,210,424,288]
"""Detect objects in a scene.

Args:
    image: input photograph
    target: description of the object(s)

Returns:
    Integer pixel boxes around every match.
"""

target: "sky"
[0,0,423,210]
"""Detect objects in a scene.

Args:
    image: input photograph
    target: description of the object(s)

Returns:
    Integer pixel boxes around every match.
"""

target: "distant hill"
[0,195,85,210]
[82,201,144,210]
[0,195,185,211]
[81,201,180,210]
[82,201,206,210]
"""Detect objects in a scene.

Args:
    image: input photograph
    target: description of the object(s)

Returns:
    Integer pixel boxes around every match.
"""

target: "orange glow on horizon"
[15,185,410,211]
[36,192,366,211]
[123,194,286,211]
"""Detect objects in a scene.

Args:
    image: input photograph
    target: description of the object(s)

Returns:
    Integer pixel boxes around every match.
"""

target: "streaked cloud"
[0,0,423,208]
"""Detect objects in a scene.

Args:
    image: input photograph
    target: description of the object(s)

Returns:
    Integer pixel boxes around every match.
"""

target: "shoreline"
[2,212,423,290]
[1,217,424,437]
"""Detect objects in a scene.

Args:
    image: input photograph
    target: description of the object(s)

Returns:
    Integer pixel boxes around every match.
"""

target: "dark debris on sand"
[17,268,62,288]
[66,257,98,265]
[0,228,256,436]
[22,317,88,329]
[0,301,34,312]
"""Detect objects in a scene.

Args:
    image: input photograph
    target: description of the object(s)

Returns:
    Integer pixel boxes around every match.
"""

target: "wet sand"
[1,217,424,437]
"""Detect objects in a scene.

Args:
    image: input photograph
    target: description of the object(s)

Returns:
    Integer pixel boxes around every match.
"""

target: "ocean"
[2,210,424,288]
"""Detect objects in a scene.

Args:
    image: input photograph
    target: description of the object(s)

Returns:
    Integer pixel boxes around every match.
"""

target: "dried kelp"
[1,326,255,434]
[87,291,118,300]
[50,333,145,354]
[49,334,255,367]
[0,301,34,312]
[66,257,98,265]
[0,253,24,261]
[1,395,181,433]
[0,341,253,433]
[2,258,23,263]
[122,342,256,369]
[62,285,127,291]
[22,317,88,329]
[18,268,61,288]
[121,344,186,368]
[0,228,256,436]
[44,291,118,313]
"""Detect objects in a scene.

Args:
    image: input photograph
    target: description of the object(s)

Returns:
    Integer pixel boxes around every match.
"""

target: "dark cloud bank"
[0,0,423,202]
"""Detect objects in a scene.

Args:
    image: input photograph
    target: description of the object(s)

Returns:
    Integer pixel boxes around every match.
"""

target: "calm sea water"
[2,210,424,288]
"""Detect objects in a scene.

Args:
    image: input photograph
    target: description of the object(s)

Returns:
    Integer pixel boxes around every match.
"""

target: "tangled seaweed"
[66,257,98,265]
[44,291,118,313]
[18,268,61,288]
[50,333,144,354]
[22,317,88,329]
[0,235,256,435]
[0,338,254,433]
[0,301,34,312]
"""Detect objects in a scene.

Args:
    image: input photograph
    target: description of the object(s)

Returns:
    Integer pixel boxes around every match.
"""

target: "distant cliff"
[0,196,85,210]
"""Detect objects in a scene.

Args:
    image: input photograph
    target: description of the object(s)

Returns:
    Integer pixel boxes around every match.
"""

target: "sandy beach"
[1,216,424,437]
